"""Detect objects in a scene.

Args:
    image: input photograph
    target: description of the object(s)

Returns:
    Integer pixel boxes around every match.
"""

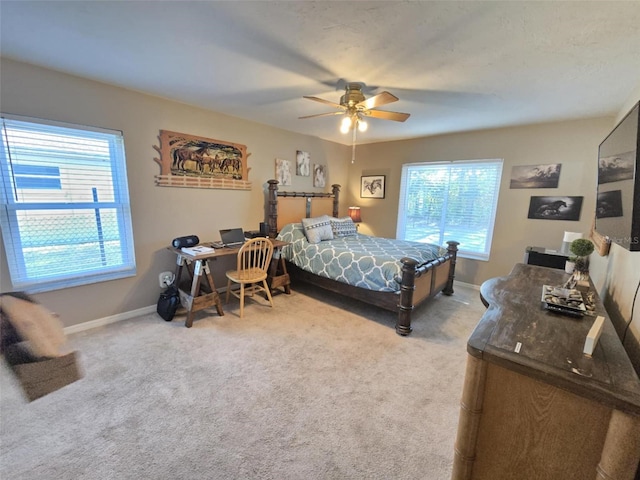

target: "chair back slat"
[237,238,274,274]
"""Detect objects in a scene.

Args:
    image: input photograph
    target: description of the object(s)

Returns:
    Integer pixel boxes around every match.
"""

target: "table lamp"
[348,206,362,229]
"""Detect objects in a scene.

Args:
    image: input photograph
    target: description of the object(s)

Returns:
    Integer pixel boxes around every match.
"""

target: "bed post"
[396,257,418,336]
[443,241,459,295]
[267,179,279,238]
[331,184,340,217]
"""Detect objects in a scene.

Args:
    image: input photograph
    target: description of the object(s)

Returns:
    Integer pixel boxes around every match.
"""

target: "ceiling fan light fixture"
[357,118,368,132]
[340,116,352,134]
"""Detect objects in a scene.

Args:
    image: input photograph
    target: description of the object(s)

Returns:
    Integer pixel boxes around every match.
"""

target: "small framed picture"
[313,164,326,188]
[275,158,292,186]
[361,175,385,199]
[296,150,310,176]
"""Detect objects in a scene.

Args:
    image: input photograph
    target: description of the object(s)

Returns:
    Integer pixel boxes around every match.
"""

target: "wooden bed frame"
[266,179,459,336]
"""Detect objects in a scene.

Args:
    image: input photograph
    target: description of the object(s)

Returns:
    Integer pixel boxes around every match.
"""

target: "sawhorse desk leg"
[268,251,290,294]
[176,256,224,328]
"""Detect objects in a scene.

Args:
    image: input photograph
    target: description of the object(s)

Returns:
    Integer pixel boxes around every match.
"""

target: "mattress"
[276,223,443,292]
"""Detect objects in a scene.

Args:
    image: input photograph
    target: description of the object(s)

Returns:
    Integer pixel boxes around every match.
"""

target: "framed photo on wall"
[361,175,385,199]
[296,150,310,176]
[313,164,326,188]
[275,158,292,186]
[527,195,583,221]
[510,163,561,189]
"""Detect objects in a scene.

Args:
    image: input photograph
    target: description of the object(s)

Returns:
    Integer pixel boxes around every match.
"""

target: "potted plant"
[569,238,594,280]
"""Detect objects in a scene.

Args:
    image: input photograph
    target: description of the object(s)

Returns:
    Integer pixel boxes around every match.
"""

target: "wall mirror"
[596,101,640,251]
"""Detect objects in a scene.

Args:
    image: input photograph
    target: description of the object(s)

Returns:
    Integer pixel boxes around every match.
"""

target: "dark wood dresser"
[452,263,640,480]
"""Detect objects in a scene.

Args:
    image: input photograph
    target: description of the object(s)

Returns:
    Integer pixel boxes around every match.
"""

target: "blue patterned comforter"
[276,223,444,292]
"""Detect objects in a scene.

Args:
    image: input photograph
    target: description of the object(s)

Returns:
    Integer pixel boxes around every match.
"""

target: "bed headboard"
[267,179,340,237]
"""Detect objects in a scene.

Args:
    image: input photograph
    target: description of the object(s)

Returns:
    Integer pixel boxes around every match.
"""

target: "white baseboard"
[63,305,156,335]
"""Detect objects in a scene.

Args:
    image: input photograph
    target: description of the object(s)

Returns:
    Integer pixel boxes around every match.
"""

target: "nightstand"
[524,246,569,270]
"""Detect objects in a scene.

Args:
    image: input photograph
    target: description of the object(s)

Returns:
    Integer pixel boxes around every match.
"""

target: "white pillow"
[301,215,334,244]
[330,217,358,237]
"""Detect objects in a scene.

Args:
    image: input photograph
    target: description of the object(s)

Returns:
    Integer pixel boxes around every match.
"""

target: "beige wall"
[346,118,613,285]
[0,58,350,326]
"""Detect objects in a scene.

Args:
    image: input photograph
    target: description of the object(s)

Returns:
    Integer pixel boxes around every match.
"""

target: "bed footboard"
[396,241,459,336]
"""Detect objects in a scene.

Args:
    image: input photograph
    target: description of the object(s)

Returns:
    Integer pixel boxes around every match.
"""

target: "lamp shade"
[348,206,362,223]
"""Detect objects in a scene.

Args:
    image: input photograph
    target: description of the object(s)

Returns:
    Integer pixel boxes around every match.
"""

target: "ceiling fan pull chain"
[351,125,357,164]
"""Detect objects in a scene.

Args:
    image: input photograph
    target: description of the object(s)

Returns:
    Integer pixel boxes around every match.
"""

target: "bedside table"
[524,246,569,270]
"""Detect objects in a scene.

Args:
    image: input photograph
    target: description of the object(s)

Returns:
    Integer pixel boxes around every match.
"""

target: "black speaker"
[172,235,200,248]
[260,222,268,236]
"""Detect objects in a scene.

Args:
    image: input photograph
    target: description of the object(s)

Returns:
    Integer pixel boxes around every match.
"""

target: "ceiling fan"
[299,82,410,134]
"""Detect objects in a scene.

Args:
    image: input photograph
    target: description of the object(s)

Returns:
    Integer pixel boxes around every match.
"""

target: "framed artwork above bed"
[361,175,385,198]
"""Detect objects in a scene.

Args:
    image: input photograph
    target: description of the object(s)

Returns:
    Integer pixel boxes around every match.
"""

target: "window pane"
[397,160,503,260]
[0,115,136,292]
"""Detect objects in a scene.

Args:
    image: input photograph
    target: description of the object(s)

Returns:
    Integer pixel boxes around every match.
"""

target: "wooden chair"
[225,237,274,318]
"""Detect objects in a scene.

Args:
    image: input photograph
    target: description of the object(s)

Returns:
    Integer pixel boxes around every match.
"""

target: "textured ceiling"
[1,1,640,145]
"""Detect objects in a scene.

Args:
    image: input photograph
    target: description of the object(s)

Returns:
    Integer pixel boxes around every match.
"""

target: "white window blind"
[396,159,503,261]
[0,114,136,292]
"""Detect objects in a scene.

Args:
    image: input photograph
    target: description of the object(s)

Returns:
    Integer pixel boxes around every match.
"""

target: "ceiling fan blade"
[303,95,345,109]
[298,111,345,120]
[357,91,399,110]
[365,109,411,122]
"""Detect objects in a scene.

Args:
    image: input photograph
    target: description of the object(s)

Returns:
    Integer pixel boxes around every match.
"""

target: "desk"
[168,239,290,328]
[452,263,640,480]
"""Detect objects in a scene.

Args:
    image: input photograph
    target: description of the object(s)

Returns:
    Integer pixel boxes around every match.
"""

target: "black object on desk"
[524,246,569,270]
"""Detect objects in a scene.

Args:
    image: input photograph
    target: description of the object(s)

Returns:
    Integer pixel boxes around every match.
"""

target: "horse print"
[360,175,385,198]
[535,200,567,217]
[164,133,244,180]
[363,178,382,195]
[527,196,583,221]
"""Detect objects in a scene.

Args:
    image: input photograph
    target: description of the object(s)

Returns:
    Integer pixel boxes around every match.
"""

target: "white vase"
[565,261,575,274]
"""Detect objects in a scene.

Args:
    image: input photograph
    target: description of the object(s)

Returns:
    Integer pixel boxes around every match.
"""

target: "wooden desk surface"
[471,263,640,415]
[168,239,289,260]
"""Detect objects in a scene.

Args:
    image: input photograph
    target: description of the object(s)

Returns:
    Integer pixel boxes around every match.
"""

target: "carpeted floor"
[0,282,485,480]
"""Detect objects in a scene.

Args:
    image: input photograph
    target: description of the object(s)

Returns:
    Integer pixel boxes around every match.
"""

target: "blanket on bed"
[276,223,443,292]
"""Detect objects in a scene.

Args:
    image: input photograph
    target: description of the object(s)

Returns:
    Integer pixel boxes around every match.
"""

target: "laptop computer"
[219,228,246,247]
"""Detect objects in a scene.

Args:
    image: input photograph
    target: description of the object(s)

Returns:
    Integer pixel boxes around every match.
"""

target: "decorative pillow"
[1,293,66,358]
[330,217,358,237]
[301,215,334,244]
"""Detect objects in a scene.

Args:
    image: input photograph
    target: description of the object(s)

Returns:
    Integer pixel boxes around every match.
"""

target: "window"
[0,114,136,293]
[397,159,503,261]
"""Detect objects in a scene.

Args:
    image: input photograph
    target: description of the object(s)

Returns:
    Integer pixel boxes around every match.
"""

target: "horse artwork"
[527,196,583,221]
[153,130,251,190]
[360,175,386,199]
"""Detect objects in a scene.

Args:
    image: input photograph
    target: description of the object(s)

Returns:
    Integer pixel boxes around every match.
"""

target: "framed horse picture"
[153,130,251,190]
[361,175,385,199]
[527,196,583,221]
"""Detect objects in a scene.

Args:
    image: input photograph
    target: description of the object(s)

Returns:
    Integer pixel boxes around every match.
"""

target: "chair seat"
[225,268,267,284]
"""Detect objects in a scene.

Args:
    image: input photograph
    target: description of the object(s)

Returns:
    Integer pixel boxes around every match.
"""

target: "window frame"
[396,159,503,261]
[0,113,136,293]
